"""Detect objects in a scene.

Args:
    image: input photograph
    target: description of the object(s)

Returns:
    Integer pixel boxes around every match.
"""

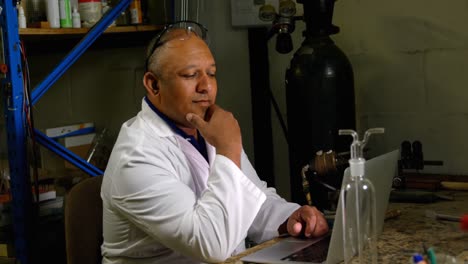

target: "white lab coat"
[101,99,300,264]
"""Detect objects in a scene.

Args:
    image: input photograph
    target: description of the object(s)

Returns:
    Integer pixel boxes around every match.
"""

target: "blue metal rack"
[0,0,132,262]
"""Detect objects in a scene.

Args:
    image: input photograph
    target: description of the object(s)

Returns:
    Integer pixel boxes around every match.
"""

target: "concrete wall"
[333,0,468,175]
[269,0,468,199]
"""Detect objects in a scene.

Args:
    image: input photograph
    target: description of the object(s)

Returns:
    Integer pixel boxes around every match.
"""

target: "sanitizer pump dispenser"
[339,128,384,264]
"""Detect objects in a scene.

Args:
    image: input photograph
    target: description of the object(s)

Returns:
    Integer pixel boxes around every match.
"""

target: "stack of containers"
[46,0,73,28]
[78,0,102,27]
[46,0,145,28]
[59,0,72,28]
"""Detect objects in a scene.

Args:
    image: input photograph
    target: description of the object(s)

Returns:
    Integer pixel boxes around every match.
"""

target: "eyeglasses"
[145,20,209,72]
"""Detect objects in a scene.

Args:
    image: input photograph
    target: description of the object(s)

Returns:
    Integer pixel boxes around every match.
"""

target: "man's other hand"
[186,105,242,167]
[285,206,329,238]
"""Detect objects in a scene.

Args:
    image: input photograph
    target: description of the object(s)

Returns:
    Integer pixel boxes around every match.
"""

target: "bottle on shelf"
[46,0,61,28]
[101,1,116,27]
[72,6,81,28]
[18,5,27,29]
[129,0,142,25]
[78,0,102,28]
[59,0,73,28]
[339,128,384,264]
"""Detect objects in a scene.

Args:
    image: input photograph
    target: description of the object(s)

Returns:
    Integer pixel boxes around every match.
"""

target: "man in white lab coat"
[101,21,328,264]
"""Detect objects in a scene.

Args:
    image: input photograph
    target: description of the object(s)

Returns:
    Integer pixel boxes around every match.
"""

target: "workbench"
[222,191,468,263]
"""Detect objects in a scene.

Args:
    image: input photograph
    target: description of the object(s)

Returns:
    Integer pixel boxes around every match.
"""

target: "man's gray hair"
[146,37,165,77]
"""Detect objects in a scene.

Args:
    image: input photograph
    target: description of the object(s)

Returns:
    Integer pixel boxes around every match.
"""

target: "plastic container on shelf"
[72,6,81,28]
[115,10,129,26]
[46,0,61,28]
[59,0,72,28]
[18,5,27,28]
[78,0,102,28]
[129,0,142,24]
[101,1,116,27]
[25,0,47,24]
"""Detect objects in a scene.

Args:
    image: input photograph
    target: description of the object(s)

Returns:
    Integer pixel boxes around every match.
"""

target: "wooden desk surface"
[221,191,468,263]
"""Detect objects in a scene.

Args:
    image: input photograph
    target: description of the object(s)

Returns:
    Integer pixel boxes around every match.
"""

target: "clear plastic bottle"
[339,128,384,264]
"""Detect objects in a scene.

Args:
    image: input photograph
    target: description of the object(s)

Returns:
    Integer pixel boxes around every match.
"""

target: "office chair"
[65,175,103,264]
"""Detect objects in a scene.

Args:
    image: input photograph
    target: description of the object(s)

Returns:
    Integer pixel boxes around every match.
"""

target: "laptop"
[241,150,399,264]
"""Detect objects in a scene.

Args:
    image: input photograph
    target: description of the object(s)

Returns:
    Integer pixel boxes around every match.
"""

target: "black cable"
[20,42,40,207]
[267,87,289,144]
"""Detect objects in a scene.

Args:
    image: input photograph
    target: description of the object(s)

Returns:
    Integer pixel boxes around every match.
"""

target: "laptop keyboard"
[281,235,331,263]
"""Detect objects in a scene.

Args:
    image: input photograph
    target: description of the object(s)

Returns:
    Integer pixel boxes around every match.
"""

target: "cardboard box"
[46,123,94,139]
[64,144,92,170]
[64,133,95,148]
[0,243,14,257]
[60,133,96,170]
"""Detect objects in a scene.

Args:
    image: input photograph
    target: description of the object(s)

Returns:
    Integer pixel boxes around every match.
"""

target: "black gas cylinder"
[286,0,356,209]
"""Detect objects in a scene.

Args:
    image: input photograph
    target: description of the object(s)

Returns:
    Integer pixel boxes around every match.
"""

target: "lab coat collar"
[140,98,175,138]
[144,97,209,162]
[139,98,216,165]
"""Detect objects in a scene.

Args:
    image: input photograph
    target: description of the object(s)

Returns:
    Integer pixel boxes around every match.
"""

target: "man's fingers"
[204,104,218,121]
[287,205,329,238]
[186,113,206,129]
[293,222,302,235]
[304,214,317,237]
[287,220,302,236]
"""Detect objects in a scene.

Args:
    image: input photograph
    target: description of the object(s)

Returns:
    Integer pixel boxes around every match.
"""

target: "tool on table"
[426,211,468,233]
[427,247,437,264]
[413,254,428,264]
[425,210,461,222]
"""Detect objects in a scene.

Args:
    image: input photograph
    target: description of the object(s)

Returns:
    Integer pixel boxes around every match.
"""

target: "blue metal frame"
[35,129,103,176]
[0,1,33,263]
[0,0,133,262]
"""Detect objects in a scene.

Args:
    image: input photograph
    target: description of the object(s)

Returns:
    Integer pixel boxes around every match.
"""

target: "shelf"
[19,25,163,35]
[19,25,163,54]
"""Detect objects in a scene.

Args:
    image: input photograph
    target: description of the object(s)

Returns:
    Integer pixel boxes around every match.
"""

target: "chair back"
[65,175,103,264]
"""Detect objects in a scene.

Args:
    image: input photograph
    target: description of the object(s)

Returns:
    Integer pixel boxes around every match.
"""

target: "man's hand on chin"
[186,104,242,167]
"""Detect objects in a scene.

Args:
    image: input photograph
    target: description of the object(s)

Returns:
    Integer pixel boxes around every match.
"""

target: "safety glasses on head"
[145,20,209,72]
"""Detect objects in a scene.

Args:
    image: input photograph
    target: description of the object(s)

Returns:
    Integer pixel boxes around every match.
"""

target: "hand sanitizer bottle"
[339,128,384,264]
